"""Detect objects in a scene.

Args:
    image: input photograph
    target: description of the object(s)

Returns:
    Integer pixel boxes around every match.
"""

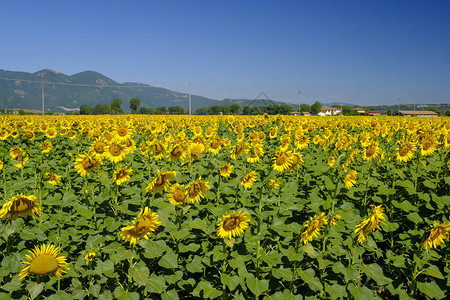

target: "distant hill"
[322,102,356,107]
[0,69,218,111]
[209,98,295,108]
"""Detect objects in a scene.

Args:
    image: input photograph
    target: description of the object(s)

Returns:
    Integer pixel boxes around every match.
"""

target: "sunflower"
[113,166,133,186]
[114,125,133,142]
[217,210,251,239]
[0,159,3,171]
[167,184,187,205]
[344,170,357,188]
[219,163,233,178]
[272,150,293,173]
[289,150,304,171]
[420,138,436,156]
[300,213,328,244]
[84,252,96,265]
[0,195,41,220]
[329,214,341,226]
[18,244,69,280]
[395,141,416,162]
[44,172,61,185]
[269,127,278,139]
[269,179,280,189]
[149,141,167,160]
[241,171,257,189]
[119,207,162,245]
[104,142,127,163]
[167,143,187,161]
[89,139,108,159]
[207,138,222,155]
[189,142,205,160]
[296,135,309,150]
[39,141,53,154]
[186,177,210,203]
[354,205,385,243]
[363,142,382,161]
[74,153,102,177]
[247,143,264,164]
[421,221,450,249]
[145,170,176,194]
[328,157,335,167]
[230,141,247,160]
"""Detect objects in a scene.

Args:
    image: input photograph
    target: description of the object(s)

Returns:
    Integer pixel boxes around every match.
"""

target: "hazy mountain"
[0,69,218,111]
[322,102,357,107]
[209,98,295,108]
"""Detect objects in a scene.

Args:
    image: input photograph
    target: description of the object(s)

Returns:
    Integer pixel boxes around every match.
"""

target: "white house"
[318,106,341,116]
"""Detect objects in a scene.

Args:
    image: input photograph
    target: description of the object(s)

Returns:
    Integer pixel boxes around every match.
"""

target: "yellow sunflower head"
[145,170,177,194]
[167,184,187,205]
[272,151,293,173]
[422,221,450,249]
[113,166,133,186]
[219,163,233,178]
[84,252,96,265]
[0,195,41,221]
[241,171,257,189]
[217,210,251,239]
[344,170,357,188]
[74,153,102,177]
[186,177,210,203]
[119,207,162,245]
[19,244,69,280]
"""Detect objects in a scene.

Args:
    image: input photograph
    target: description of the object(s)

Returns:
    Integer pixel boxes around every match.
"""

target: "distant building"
[318,107,341,116]
[395,110,438,117]
[290,111,311,116]
[351,107,366,114]
[363,111,382,116]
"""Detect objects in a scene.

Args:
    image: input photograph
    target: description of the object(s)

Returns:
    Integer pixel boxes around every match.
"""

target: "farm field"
[0,114,449,299]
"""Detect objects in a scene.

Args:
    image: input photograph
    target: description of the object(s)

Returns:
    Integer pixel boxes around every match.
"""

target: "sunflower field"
[0,115,449,299]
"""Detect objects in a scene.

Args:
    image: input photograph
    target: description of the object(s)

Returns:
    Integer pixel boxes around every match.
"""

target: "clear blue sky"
[1,0,450,106]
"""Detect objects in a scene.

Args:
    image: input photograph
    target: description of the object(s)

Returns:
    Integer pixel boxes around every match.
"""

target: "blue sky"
[1,0,450,106]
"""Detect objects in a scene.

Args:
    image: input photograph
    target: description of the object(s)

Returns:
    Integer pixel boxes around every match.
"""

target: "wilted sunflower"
[10,147,29,169]
[289,150,304,170]
[354,205,385,243]
[44,172,61,185]
[113,166,133,186]
[329,214,341,226]
[246,143,264,163]
[145,170,176,194]
[241,171,257,189]
[119,207,162,245]
[186,177,210,203]
[420,138,436,156]
[272,150,293,173]
[217,210,251,239]
[105,142,127,163]
[84,252,96,265]
[344,170,357,188]
[421,221,450,249]
[167,184,187,205]
[19,244,69,280]
[74,153,102,177]
[300,212,328,244]
[167,143,187,161]
[219,163,233,178]
[230,141,247,160]
[395,141,416,162]
[0,195,41,220]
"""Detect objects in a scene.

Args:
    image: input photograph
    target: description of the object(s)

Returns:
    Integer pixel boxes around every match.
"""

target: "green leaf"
[161,289,179,300]
[272,267,293,281]
[423,265,444,279]
[129,265,149,286]
[113,286,140,300]
[407,212,423,224]
[325,283,346,299]
[360,263,392,286]
[188,218,208,232]
[192,280,222,299]
[141,240,167,259]
[417,281,446,299]
[1,276,22,292]
[220,274,243,291]
[89,284,101,298]
[303,243,318,258]
[27,282,44,300]
[186,255,203,273]
[164,271,183,285]
[347,284,373,300]
[75,204,93,219]
[146,274,167,294]
[158,250,178,269]
[299,268,323,291]
[246,273,269,296]
[47,291,72,300]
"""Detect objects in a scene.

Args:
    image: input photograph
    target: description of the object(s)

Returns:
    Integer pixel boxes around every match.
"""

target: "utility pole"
[41,73,45,116]
[397,97,400,116]
[188,83,191,118]
[340,94,343,117]
[297,90,302,115]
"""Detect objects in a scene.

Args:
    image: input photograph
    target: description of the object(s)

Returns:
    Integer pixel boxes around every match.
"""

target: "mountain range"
[0,69,293,112]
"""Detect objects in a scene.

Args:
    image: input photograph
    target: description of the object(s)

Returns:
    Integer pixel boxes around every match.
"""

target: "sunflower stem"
[216,173,221,205]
